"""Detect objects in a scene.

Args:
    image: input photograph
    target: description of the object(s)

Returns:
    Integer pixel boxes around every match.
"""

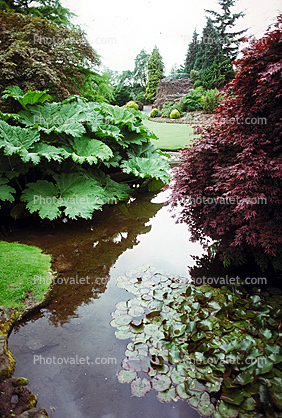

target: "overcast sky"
[61,0,281,74]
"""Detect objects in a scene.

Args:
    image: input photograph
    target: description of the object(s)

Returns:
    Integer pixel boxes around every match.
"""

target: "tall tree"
[0,0,74,25]
[184,29,199,73]
[0,11,100,109]
[194,18,223,73]
[205,0,246,60]
[133,49,150,88]
[170,15,282,269]
[144,46,165,103]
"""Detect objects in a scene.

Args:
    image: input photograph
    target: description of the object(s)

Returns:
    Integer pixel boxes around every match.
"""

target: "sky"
[61,0,281,75]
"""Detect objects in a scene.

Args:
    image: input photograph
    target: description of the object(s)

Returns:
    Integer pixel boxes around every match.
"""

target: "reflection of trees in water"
[189,253,282,291]
[3,194,163,326]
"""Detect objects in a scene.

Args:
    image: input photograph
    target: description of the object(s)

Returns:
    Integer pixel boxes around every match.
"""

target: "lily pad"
[234,371,254,386]
[128,306,145,317]
[151,375,171,392]
[217,401,239,418]
[198,399,215,416]
[115,328,132,340]
[114,314,132,326]
[221,389,244,405]
[176,383,189,399]
[117,370,137,384]
[157,386,177,403]
[131,377,151,397]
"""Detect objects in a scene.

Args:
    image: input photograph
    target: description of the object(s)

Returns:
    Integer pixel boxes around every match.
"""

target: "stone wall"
[153,77,193,109]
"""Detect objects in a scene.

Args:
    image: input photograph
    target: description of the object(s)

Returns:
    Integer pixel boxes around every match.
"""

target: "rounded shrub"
[150,108,160,117]
[170,109,181,119]
[125,100,139,110]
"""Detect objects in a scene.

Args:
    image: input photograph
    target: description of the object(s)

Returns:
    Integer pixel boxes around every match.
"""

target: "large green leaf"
[121,156,170,183]
[21,173,107,220]
[68,136,113,165]
[32,143,70,162]
[2,86,51,109]
[18,102,87,137]
[0,120,41,164]
[0,176,16,207]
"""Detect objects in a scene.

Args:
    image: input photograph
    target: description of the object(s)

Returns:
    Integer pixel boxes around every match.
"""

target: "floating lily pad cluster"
[110,265,282,417]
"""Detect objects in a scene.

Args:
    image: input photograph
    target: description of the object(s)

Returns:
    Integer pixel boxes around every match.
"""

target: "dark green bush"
[201,88,222,113]
[180,87,204,112]
[193,79,203,89]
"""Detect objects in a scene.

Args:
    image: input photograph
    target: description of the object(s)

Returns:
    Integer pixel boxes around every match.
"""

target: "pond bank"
[0,306,49,417]
[0,241,54,417]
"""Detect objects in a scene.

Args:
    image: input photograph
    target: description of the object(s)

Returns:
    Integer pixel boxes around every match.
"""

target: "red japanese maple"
[170,15,282,269]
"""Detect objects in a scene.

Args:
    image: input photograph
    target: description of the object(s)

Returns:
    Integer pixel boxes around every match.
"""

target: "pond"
[7,188,205,418]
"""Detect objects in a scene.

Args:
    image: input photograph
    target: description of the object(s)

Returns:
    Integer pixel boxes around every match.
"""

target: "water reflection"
[7,189,204,418]
[2,193,163,325]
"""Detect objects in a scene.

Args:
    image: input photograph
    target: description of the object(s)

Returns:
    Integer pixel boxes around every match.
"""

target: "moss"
[0,344,16,379]
[27,393,37,409]
[13,377,29,387]
[0,309,19,336]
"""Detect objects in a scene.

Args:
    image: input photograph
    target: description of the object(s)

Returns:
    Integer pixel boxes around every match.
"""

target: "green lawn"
[0,241,53,311]
[144,119,197,150]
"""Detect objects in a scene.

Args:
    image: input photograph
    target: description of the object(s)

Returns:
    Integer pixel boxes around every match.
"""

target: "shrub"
[160,101,182,117]
[193,79,203,89]
[161,101,174,117]
[170,109,180,119]
[201,88,222,113]
[170,15,282,269]
[190,69,199,82]
[125,100,139,110]
[0,87,170,221]
[180,87,204,112]
[150,108,160,117]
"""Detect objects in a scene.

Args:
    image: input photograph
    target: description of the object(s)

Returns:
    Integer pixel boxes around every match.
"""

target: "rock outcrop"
[153,77,193,109]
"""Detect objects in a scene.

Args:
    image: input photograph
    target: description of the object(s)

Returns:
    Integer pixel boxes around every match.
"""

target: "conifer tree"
[205,0,246,60]
[184,29,199,73]
[144,46,165,103]
[0,0,74,25]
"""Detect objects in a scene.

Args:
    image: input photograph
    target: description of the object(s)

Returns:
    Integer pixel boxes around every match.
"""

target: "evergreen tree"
[205,0,246,60]
[145,46,165,103]
[0,0,74,25]
[192,18,234,88]
[194,18,223,73]
[184,29,199,73]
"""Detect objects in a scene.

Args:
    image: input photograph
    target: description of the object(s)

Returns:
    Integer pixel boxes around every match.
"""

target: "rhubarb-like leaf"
[2,86,51,109]
[68,136,113,165]
[21,173,107,220]
[0,176,16,207]
[0,120,41,163]
[121,156,170,183]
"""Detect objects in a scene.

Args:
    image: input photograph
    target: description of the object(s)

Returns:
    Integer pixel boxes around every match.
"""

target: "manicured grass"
[0,241,53,311]
[144,119,197,150]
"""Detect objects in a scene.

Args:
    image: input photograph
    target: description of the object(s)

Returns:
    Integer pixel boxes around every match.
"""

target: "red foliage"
[170,15,282,267]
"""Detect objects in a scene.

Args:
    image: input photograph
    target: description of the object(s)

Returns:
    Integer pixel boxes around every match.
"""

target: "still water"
[8,189,204,418]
